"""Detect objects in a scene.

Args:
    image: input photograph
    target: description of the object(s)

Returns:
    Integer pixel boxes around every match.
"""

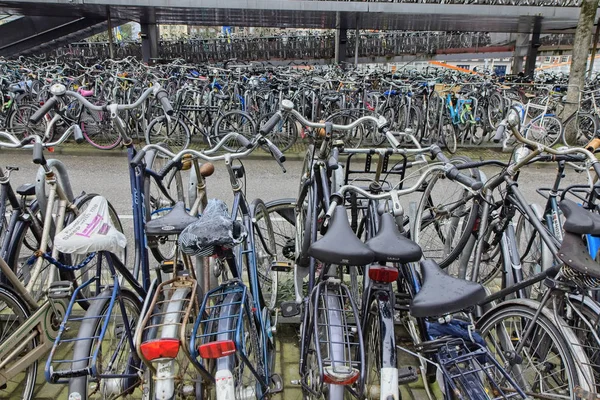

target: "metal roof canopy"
[0,0,589,33]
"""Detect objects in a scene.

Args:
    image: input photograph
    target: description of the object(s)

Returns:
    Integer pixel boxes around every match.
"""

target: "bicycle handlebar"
[30,97,58,123]
[280,100,386,131]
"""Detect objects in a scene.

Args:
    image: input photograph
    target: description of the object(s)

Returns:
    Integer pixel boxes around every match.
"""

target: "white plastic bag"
[55,196,127,256]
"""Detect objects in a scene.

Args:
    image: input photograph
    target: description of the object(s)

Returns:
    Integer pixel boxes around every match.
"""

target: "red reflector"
[140,338,180,361]
[48,147,55,153]
[198,340,236,359]
[368,265,399,283]
[323,366,360,385]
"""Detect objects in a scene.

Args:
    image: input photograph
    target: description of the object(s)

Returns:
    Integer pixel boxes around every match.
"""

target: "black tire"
[413,156,480,270]
[80,108,122,150]
[486,92,505,130]
[264,198,296,263]
[363,300,383,400]
[213,110,256,152]
[441,120,457,154]
[145,115,191,154]
[0,281,37,400]
[562,112,598,147]
[326,112,363,149]
[478,302,585,398]
[251,199,278,310]
[68,287,143,399]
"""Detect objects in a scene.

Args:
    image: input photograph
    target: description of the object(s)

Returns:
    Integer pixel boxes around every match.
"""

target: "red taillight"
[323,366,360,385]
[198,340,236,359]
[140,338,180,361]
[368,265,399,283]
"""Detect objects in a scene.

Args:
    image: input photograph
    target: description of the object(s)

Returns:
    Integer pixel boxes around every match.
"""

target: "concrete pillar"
[511,33,529,74]
[334,12,347,65]
[141,23,159,64]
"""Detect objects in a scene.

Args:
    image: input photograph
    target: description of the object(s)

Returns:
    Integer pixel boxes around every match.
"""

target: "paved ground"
[0,147,591,399]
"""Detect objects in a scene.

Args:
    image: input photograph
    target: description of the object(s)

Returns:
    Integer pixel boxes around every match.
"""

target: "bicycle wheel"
[426,93,442,131]
[440,120,457,154]
[326,112,363,149]
[68,287,143,399]
[413,156,480,270]
[251,199,278,310]
[145,115,191,154]
[478,301,586,398]
[407,104,422,138]
[258,113,298,152]
[0,280,36,400]
[144,146,185,263]
[525,115,562,147]
[213,110,256,152]
[562,112,598,147]
[7,104,49,141]
[363,300,383,400]
[264,198,296,263]
[80,108,122,150]
[487,92,505,130]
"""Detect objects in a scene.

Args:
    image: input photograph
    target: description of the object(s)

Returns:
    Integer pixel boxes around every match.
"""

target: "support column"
[511,33,529,74]
[354,26,359,66]
[334,12,347,65]
[524,17,542,77]
[106,6,115,59]
[141,23,159,64]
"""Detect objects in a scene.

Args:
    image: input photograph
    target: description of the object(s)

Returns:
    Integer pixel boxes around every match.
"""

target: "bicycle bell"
[281,99,294,111]
[50,83,67,96]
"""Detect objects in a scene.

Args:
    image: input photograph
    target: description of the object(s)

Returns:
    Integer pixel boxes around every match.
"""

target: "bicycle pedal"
[398,366,418,385]
[160,260,184,274]
[48,280,74,299]
[280,301,300,317]
[271,261,292,272]
[270,374,284,394]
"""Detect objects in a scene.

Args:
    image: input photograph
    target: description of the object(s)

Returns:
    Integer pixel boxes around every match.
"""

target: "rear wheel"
[441,120,457,154]
[213,110,256,152]
[145,116,191,154]
[80,107,122,150]
[251,199,278,310]
[525,115,562,147]
[0,282,36,400]
[258,113,298,153]
[562,112,598,147]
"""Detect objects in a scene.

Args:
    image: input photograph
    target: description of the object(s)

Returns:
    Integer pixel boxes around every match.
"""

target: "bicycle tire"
[264,198,296,263]
[68,286,143,400]
[0,280,37,400]
[251,198,278,310]
[413,156,480,270]
[486,91,505,130]
[562,112,598,147]
[143,145,185,263]
[478,300,592,398]
[145,115,191,154]
[525,114,562,147]
[440,120,457,154]
[7,104,50,142]
[426,92,442,132]
[326,112,363,149]
[213,110,256,152]
[80,108,122,150]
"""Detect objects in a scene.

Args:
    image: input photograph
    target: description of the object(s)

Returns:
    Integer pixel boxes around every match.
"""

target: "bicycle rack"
[437,339,526,400]
[136,276,200,371]
[303,280,365,396]
[45,274,137,384]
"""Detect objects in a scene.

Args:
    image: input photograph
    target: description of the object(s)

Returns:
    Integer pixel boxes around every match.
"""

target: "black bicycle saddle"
[365,213,422,263]
[308,205,375,265]
[410,259,486,318]
[559,199,600,236]
[146,201,198,236]
[557,231,600,279]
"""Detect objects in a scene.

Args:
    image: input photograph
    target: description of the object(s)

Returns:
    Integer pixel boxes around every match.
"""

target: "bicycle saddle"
[16,183,35,197]
[308,205,374,266]
[557,231,600,279]
[146,201,198,236]
[559,199,600,235]
[410,259,486,318]
[214,93,230,101]
[365,213,422,263]
[323,95,340,102]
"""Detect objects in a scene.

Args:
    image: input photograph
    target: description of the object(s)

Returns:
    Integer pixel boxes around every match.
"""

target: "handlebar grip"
[32,141,45,165]
[446,167,483,190]
[30,97,57,124]
[431,145,450,164]
[158,159,178,179]
[131,149,146,167]
[264,138,286,172]
[493,123,506,143]
[236,134,253,149]
[156,90,174,116]
[73,125,85,144]
[586,138,600,153]
[260,112,282,135]
[327,147,340,170]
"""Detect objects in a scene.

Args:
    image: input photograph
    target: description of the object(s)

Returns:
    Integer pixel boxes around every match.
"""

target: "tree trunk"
[564,0,599,145]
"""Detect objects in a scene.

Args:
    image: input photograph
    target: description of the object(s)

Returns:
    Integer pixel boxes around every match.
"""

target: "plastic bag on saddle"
[179,199,246,257]
[54,196,127,258]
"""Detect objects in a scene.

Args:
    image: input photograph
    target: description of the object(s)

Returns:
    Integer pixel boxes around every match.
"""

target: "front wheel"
[562,112,598,147]
[525,115,562,147]
[145,115,191,154]
[258,113,298,153]
[441,120,457,154]
[251,199,278,310]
